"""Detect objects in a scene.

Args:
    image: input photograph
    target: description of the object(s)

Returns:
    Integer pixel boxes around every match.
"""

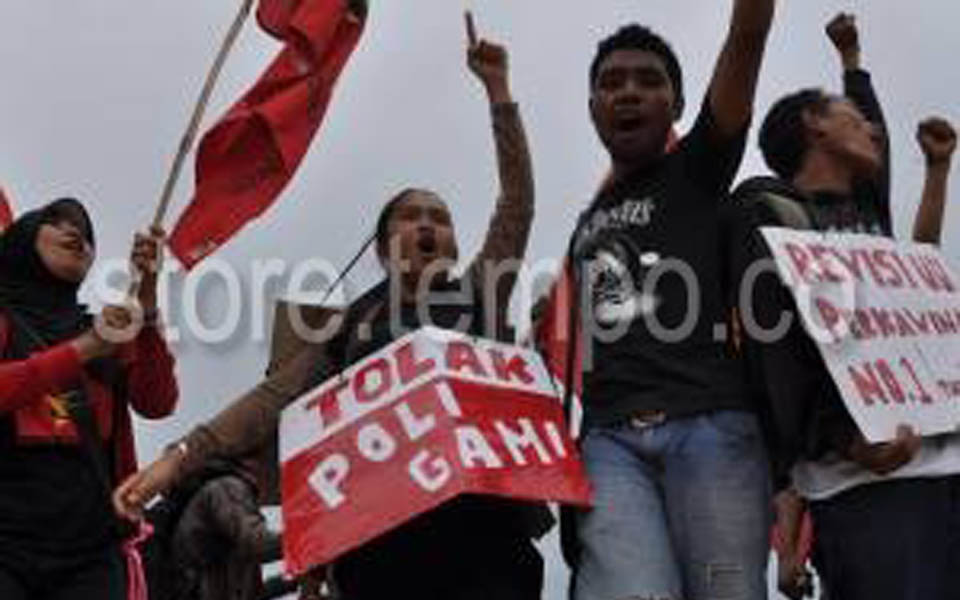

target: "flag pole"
[152,0,255,229]
[126,0,254,302]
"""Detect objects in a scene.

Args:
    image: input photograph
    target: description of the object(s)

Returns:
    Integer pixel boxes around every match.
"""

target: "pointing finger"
[465,10,478,48]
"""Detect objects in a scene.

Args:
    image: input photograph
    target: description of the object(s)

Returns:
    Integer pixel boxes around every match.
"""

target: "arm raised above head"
[831,13,893,234]
[465,14,535,336]
[707,0,776,139]
[913,117,957,245]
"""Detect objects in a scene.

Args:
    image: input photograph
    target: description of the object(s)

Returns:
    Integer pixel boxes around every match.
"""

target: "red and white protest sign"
[279,327,592,575]
[762,228,960,443]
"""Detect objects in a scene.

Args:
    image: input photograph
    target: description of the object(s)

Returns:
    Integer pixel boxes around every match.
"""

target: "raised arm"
[120,326,178,419]
[913,117,957,244]
[121,226,179,419]
[464,13,535,333]
[828,14,886,129]
[707,0,776,139]
[828,13,893,234]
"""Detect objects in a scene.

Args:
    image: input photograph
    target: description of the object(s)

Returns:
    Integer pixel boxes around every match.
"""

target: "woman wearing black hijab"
[0,198,179,600]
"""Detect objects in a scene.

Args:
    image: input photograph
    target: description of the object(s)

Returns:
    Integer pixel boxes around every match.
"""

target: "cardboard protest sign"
[761,228,960,443]
[279,327,591,575]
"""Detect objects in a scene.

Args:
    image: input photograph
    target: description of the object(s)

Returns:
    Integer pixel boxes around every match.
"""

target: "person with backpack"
[726,12,960,600]
[0,198,178,600]
[115,17,550,600]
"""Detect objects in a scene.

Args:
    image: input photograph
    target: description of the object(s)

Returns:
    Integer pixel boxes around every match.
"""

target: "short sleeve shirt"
[572,103,749,427]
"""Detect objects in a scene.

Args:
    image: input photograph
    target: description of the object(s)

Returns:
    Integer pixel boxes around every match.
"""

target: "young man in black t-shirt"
[728,14,960,600]
[568,2,775,599]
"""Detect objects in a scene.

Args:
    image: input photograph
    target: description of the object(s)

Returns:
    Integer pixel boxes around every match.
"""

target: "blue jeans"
[572,410,771,600]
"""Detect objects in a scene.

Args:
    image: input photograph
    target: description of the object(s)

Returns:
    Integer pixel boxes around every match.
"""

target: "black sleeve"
[679,100,750,196]
[845,69,892,235]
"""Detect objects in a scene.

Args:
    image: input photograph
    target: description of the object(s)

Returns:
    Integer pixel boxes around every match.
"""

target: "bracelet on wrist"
[167,441,188,464]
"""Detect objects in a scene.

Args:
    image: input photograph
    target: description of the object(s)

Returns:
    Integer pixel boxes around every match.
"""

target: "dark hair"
[375,188,422,257]
[759,89,832,180]
[590,24,685,118]
[41,197,95,246]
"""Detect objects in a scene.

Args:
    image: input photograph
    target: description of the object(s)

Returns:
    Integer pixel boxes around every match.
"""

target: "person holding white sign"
[114,13,551,600]
[726,12,960,600]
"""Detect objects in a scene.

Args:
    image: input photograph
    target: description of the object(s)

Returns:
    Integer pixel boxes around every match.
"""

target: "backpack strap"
[750,191,816,231]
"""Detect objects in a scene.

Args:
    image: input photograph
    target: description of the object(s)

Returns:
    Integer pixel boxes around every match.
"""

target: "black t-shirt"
[726,181,891,487]
[805,190,887,235]
[342,278,486,365]
[0,438,115,572]
[571,103,749,428]
[0,328,117,572]
[723,68,892,488]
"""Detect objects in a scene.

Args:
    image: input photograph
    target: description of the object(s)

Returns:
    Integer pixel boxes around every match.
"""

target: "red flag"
[169,0,368,269]
[0,188,13,233]
[535,258,583,414]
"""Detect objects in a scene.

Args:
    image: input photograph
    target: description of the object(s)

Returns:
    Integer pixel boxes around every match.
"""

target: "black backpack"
[141,495,193,600]
[141,464,237,600]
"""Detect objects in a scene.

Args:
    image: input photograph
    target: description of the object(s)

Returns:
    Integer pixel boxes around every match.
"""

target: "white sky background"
[1,2,958,598]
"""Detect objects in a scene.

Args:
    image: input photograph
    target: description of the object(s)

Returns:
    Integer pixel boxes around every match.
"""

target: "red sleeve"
[0,316,85,415]
[119,325,179,419]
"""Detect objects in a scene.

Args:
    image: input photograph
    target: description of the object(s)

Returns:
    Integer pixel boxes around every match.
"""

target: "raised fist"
[94,303,142,345]
[826,13,860,55]
[131,226,164,279]
[917,117,958,167]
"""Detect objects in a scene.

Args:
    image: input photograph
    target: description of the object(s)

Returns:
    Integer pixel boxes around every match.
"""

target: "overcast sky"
[2,1,957,598]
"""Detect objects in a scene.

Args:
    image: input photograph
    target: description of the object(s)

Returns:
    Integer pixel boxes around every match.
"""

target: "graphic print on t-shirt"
[47,393,73,427]
[15,391,80,442]
[574,197,660,327]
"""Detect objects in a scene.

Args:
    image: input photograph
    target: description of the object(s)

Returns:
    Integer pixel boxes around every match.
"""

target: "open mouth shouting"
[417,233,438,258]
[612,108,650,140]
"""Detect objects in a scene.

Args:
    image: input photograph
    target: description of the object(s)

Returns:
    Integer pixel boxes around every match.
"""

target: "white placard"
[761,227,960,442]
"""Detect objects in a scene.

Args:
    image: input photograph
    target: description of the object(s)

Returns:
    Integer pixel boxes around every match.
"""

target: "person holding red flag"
[116,14,549,600]
[0,199,178,600]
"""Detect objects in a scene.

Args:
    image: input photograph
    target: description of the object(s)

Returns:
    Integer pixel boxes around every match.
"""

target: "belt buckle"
[629,411,666,430]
